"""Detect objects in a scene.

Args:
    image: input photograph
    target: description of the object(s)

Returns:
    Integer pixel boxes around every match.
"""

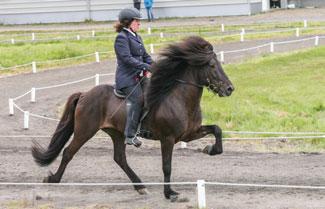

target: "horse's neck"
[141,74,203,137]
[175,73,203,110]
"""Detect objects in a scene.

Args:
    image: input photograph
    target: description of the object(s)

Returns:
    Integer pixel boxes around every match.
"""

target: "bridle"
[206,78,224,93]
[175,77,224,94]
[175,79,204,88]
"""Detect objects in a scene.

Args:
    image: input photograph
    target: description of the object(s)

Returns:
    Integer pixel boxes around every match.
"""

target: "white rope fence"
[0,180,324,208]
[1,19,324,44]
[2,34,324,73]
[216,35,324,62]
[0,135,324,140]
[9,73,115,128]
[0,51,115,73]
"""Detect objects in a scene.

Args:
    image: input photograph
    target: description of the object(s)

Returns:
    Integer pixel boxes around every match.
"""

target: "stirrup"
[125,136,142,148]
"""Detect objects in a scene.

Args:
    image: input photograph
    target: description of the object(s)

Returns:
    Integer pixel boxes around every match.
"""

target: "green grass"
[1,21,325,75]
[201,46,325,150]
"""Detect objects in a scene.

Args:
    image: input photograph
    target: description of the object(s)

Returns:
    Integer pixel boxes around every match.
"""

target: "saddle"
[113,84,153,139]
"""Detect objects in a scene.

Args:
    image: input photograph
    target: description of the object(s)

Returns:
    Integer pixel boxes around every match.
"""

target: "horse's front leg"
[160,138,179,200]
[185,125,223,155]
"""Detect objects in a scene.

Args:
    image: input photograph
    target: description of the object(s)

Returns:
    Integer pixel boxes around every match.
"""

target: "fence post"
[9,99,14,116]
[270,42,274,53]
[315,36,319,46]
[95,52,100,63]
[32,33,35,41]
[92,30,95,37]
[77,35,80,40]
[304,20,307,28]
[160,32,164,38]
[296,28,300,37]
[221,24,225,32]
[197,180,206,209]
[95,74,100,86]
[150,44,154,54]
[24,111,29,129]
[180,142,187,149]
[31,88,36,103]
[148,27,151,35]
[11,38,15,44]
[220,51,224,63]
[240,32,244,42]
[32,61,37,73]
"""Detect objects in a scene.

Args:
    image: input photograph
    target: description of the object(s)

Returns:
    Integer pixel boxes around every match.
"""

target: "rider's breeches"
[121,84,144,138]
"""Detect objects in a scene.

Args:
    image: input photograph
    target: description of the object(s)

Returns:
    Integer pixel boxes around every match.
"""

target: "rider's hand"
[146,72,152,78]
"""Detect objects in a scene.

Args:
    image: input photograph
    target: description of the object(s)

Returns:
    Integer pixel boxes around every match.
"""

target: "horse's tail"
[32,92,82,166]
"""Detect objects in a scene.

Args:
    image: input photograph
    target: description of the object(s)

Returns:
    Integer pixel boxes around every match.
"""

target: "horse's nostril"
[227,85,234,92]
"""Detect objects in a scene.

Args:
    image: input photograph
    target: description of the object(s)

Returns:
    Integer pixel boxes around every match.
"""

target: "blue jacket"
[114,29,152,90]
[144,0,153,8]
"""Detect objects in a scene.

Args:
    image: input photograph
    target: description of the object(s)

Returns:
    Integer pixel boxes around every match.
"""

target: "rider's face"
[130,19,140,32]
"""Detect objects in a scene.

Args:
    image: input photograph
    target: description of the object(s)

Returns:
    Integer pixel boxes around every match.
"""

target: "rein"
[175,79,204,89]
[176,78,224,94]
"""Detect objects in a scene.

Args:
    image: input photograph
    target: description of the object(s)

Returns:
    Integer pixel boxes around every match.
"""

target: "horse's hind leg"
[44,126,98,183]
[104,129,147,194]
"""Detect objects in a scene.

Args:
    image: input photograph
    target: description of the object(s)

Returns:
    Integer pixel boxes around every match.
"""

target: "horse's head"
[203,54,234,97]
[184,36,234,97]
[148,36,234,111]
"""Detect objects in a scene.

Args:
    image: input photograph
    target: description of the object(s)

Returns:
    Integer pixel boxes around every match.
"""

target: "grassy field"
[202,46,325,150]
[1,21,325,74]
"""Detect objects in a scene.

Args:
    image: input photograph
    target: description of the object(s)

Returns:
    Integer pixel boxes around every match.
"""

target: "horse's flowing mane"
[146,36,215,112]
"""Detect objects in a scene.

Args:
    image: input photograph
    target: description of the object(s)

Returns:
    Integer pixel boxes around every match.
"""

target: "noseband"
[206,78,224,93]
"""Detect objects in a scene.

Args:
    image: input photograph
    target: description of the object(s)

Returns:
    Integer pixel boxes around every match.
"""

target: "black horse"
[32,36,234,200]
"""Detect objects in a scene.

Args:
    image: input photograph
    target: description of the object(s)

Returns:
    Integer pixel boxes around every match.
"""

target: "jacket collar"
[123,28,141,43]
[123,28,136,37]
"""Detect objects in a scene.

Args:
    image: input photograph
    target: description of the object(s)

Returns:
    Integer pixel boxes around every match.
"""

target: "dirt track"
[1,9,325,209]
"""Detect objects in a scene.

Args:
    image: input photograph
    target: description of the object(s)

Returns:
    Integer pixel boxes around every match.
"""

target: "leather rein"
[175,78,223,93]
[175,79,204,88]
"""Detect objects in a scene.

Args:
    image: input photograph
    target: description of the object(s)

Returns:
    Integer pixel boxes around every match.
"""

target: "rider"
[114,8,153,147]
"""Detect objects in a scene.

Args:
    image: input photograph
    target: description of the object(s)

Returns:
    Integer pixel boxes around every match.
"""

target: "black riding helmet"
[118,8,142,22]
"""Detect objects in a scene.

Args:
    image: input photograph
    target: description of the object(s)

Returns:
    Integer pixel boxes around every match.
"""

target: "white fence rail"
[2,34,324,73]
[0,180,325,209]
[9,73,114,122]
[1,21,324,44]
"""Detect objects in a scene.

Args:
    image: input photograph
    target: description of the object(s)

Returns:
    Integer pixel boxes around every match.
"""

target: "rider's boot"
[124,100,143,147]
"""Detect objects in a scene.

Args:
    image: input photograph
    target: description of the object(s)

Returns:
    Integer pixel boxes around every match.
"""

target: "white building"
[0,0,323,25]
[0,0,262,24]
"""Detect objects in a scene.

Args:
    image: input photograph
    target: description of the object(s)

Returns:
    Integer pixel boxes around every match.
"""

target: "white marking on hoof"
[137,188,149,195]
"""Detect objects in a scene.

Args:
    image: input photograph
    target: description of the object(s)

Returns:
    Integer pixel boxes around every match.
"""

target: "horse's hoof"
[42,176,49,183]
[137,188,149,195]
[203,145,223,155]
[165,189,179,201]
[170,194,178,202]
[202,145,212,154]
[177,197,190,203]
